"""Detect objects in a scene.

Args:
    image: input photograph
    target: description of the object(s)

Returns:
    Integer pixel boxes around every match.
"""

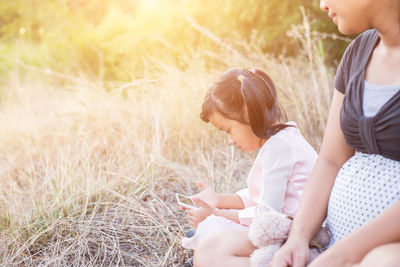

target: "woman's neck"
[377,28,400,50]
[365,21,400,85]
[374,2,400,49]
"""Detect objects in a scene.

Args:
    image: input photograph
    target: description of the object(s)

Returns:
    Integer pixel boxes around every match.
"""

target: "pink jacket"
[236,122,317,226]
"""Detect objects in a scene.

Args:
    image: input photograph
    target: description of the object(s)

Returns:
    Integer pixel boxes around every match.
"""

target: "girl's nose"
[228,136,235,145]
[320,0,328,11]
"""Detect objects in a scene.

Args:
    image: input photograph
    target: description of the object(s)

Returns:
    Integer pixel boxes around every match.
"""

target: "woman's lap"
[357,242,400,267]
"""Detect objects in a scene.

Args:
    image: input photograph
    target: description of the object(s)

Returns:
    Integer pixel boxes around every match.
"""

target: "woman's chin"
[337,22,369,35]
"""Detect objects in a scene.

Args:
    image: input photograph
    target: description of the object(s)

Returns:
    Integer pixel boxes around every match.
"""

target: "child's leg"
[356,243,400,267]
[182,214,247,249]
[194,230,256,267]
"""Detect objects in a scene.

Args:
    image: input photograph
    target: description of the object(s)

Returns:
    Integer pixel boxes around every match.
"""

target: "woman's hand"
[308,252,354,267]
[270,237,310,267]
[308,242,359,267]
[271,237,359,267]
[191,181,219,208]
[186,198,215,228]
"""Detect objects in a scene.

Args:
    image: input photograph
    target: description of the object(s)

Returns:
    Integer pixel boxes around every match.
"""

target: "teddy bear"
[248,210,330,267]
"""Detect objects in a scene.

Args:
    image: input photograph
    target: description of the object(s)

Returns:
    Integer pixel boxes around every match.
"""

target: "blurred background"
[0,1,352,266]
[0,0,348,82]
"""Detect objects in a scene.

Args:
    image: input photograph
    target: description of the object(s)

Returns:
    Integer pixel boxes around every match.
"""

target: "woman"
[193,0,400,266]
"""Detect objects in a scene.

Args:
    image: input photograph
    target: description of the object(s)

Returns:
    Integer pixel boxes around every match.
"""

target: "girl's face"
[320,0,377,34]
[208,112,264,153]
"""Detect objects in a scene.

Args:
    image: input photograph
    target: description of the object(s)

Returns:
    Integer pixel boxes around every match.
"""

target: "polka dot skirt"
[326,152,400,246]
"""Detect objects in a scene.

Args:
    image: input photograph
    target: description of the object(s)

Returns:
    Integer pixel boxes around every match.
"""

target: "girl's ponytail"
[241,69,290,139]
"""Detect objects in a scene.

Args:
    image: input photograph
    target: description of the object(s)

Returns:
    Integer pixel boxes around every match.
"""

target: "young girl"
[194,1,400,266]
[180,68,317,252]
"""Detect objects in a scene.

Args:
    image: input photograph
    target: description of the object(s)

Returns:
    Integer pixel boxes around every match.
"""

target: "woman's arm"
[289,90,354,240]
[309,200,400,266]
[271,90,354,267]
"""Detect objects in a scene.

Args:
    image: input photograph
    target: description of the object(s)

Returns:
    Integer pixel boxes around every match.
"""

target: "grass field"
[0,7,340,266]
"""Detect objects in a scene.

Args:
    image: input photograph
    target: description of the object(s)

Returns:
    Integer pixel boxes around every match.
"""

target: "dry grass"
[0,19,338,266]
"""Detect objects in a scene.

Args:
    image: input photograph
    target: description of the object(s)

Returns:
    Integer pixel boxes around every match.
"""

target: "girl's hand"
[186,198,215,228]
[191,181,218,208]
[270,237,310,267]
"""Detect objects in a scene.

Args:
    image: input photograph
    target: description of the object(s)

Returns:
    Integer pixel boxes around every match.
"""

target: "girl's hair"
[200,68,290,139]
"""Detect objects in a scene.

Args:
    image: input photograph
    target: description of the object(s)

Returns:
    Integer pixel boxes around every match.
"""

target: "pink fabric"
[236,122,317,226]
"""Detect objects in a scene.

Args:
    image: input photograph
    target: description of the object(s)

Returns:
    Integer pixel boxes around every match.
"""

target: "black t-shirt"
[335,29,400,161]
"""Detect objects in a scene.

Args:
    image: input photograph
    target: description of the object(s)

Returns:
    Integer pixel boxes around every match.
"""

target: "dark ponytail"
[242,69,290,138]
[200,68,291,139]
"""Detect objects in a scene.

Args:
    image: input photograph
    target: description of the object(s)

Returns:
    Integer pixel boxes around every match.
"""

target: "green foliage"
[0,0,349,82]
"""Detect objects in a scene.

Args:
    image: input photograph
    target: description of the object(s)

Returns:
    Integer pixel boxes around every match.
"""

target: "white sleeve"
[235,188,257,208]
[259,137,295,213]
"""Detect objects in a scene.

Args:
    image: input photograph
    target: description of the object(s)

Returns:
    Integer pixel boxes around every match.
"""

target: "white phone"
[176,193,196,209]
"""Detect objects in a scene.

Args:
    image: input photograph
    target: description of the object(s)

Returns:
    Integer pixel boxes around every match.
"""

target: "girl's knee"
[359,243,400,267]
[193,230,253,266]
[193,233,224,266]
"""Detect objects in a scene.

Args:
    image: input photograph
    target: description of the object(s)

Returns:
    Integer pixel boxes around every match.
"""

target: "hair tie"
[237,75,245,82]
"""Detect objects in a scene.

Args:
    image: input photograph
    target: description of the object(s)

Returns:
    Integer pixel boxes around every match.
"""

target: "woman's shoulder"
[344,29,378,58]
[335,29,379,93]
[352,29,378,45]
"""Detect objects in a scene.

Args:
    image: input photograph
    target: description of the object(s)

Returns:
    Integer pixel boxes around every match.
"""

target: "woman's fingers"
[292,250,308,267]
[271,255,290,267]
[271,243,303,267]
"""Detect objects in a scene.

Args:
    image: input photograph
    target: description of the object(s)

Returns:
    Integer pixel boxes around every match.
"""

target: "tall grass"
[0,13,339,266]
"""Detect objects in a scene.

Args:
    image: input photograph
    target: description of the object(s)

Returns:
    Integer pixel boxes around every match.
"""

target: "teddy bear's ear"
[310,226,331,251]
[309,239,322,251]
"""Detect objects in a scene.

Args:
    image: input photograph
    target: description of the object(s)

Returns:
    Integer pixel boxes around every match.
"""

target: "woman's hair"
[200,68,290,139]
